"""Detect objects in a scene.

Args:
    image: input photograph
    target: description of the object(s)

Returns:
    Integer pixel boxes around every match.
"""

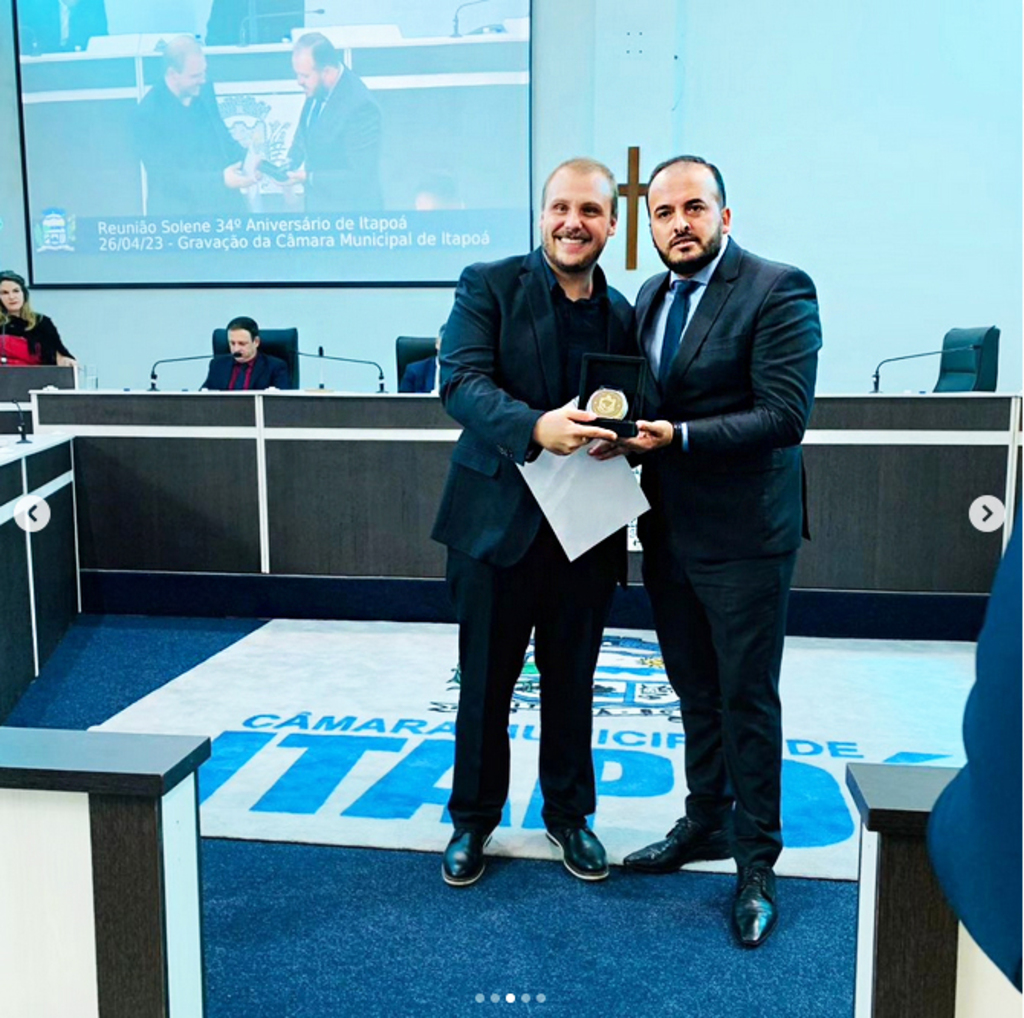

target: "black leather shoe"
[545,826,609,881]
[622,817,732,873]
[732,865,778,947]
[442,829,490,887]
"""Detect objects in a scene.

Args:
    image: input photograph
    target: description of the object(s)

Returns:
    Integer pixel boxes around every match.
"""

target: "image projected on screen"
[14,0,531,286]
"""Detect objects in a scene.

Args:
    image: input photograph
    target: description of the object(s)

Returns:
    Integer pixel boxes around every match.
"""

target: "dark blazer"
[928,513,1022,990]
[202,352,290,391]
[288,71,383,212]
[432,248,634,569]
[636,239,821,561]
[136,81,247,216]
[399,355,436,393]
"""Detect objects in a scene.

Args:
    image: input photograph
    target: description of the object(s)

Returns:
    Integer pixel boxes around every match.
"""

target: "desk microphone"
[298,348,386,393]
[9,398,30,444]
[451,0,490,37]
[149,354,214,391]
[871,346,980,393]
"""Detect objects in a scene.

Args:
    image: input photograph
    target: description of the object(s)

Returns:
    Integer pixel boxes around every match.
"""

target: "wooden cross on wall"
[617,146,648,270]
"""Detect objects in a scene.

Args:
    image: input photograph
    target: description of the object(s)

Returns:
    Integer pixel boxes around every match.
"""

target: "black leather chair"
[933,326,999,392]
[396,336,437,390]
[212,327,300,388]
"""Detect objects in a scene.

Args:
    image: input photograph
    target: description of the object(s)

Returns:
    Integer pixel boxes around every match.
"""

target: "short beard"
[657,228,722,276]
[542,238,602,277]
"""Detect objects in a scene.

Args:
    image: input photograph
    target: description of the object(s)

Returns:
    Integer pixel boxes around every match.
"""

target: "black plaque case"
[579,353,648,438]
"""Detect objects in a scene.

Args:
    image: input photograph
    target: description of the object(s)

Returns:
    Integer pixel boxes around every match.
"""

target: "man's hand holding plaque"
[533,404,619,456]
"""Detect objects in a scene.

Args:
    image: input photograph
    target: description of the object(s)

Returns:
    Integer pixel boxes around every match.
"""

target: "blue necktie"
[658,279,698,385]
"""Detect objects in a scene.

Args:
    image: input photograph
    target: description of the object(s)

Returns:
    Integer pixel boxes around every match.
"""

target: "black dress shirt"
[543,259,609,406]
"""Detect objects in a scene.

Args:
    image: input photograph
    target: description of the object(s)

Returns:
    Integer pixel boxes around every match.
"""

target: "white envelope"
[518,446,650,561]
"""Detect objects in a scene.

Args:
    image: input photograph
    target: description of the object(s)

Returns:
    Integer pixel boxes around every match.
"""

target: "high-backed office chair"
[212,327,300,388]
[396,336,438,390]
[933,326,999,392]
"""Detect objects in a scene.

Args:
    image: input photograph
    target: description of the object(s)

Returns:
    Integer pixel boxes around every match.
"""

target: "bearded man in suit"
[608,155,821,947]
[286,32,382,212]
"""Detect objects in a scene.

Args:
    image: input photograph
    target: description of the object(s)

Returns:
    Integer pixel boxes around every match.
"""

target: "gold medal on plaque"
[586,387,629,420]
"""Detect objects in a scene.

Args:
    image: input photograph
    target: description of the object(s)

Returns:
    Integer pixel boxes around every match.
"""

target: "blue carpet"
[201,839,856,1018]
[7,616,857,1018]
[5,615,265,730]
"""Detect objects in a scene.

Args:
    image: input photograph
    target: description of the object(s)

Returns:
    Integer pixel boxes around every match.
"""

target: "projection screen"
[13,0,532,286]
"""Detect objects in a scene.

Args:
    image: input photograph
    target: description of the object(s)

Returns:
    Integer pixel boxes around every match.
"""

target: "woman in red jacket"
[0,270,77,367]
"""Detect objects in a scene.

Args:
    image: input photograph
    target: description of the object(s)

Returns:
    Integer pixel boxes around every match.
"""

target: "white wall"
[1,0,1020,393]
[674,0,1022,395]
[531,0,677,289]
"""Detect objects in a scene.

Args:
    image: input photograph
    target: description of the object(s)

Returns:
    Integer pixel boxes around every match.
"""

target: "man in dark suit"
[202,316,290,390]
[611,156,821,947]
[432,158,633,887]
[399,326,445,394]
[135,36,253,216]
[399,354,436,393]
[287,33,383,213]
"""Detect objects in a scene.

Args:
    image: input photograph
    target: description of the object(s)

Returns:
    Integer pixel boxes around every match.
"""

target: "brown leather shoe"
[622,816,732,873]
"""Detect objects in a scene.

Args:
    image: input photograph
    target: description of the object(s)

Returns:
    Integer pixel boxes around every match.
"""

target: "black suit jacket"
[432,248,634,569]
[136,81,247,216]
[288,71,383,212]
[202,352,290,391]
[636,239,821,561]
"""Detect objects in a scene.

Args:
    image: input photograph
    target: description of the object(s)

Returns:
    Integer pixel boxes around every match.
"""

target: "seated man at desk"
[399,325,444,394]
[202,317,290,391]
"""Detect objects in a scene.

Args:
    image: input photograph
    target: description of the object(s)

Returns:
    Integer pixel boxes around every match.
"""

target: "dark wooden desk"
[0,728,210,1016]
[846,762,959,1018]
[796,395,1017,593]
[0,366,75,402]
[29,390,1021,629]
[1,366,75,435]
[0,435,77,719]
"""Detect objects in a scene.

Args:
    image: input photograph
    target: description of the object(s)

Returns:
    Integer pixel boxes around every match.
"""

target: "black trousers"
[643,549,797,868]
[446,523,618,833]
